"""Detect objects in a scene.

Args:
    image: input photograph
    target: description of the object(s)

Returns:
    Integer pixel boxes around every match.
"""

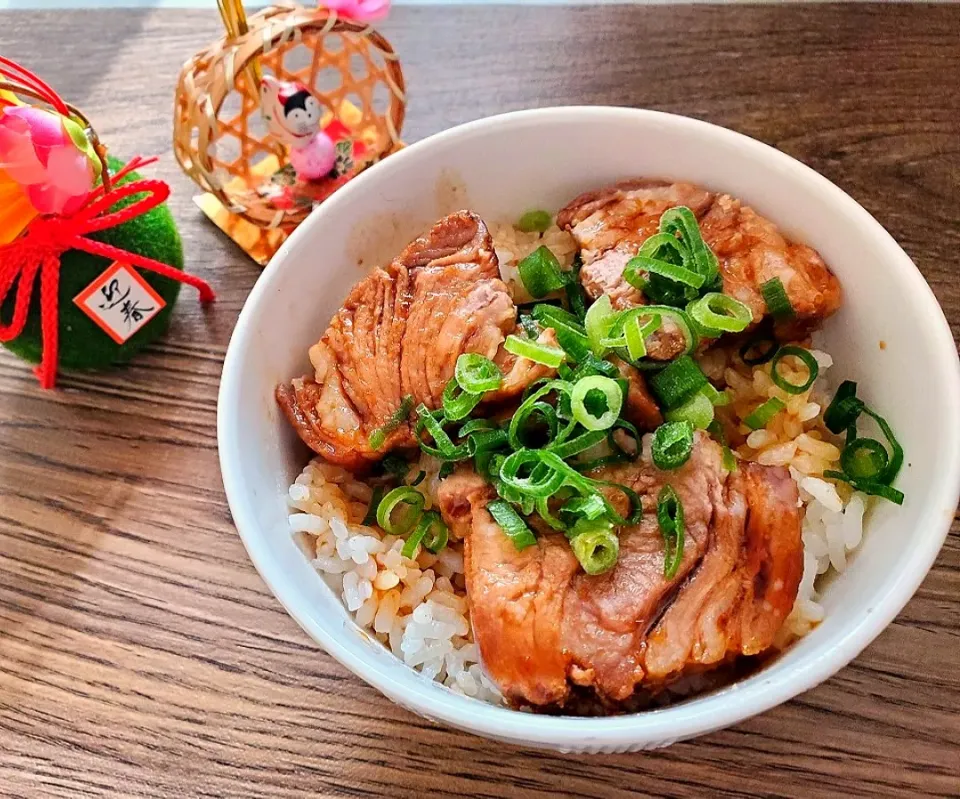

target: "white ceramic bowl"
[218,107,960,752]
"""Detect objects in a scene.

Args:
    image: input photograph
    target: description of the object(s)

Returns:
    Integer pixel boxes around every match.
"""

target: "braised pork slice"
[437,434,803,706]
[557,180,842,341]
[278,212,548,467]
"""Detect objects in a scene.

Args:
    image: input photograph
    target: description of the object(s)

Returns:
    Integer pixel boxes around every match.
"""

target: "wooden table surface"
[1,4,958,797]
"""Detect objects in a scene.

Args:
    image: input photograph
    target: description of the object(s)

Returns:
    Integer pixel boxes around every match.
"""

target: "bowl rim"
[218,106,960,748]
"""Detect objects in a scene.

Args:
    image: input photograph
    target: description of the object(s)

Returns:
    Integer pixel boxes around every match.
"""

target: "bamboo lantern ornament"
[173,1,406,264]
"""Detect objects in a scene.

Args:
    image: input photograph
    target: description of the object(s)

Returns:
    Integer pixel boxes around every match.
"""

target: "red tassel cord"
[0,157,215,388]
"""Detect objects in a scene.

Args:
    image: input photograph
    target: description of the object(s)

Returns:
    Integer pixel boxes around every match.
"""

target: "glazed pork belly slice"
[557,179,842,353]
[277,211,551,469]
[437,434,803,707]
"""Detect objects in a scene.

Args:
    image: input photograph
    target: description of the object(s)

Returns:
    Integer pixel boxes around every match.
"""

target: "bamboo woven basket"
[173,3,405,236]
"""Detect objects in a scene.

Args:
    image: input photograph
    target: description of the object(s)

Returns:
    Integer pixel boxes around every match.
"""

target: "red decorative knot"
[0,156,215,389]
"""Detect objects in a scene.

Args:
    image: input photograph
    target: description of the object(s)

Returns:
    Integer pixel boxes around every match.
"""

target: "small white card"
[74,262,166,345]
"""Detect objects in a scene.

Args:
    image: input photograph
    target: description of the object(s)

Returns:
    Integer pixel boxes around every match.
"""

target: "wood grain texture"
[1,5,958,797]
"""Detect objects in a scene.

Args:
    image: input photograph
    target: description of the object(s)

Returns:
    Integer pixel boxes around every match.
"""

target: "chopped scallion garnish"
[504,334,566,368]
[651,420,695,470]
[517,209,553,233]
[770,346,819,395]
[688,293,753,335]
[744,397,786,430]
[376,486,425,536]
[824,380,865,434]
[441,378,483,421]
[657,484,685,579]
[414,405,471,461]
[455,353,503,394]
[568,519,619,575]
[401,510,449,558]
[570,375,624,431]
[664,390,715,430]
[648,355,708,409]
[584,294,617,356]
[487,499,538,550]
[759,276,795,319]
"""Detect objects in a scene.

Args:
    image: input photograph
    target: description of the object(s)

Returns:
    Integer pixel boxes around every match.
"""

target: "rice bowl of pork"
[217,107,960,752]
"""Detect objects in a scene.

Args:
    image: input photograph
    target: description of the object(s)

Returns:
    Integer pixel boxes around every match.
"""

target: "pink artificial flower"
[322,0,390,22]
[0,105,97,217]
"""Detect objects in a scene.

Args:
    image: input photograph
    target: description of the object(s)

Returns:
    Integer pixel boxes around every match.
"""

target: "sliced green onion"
[603,306,696,366]
[585,294,617,356]
[623,312,657,361]
[760,276,795,319]
[414,405,470,461]
[442,378,483,422]
[532,304,584,331]
[508,380,568,449]
[744,397,786,430]
[458,418,497,437]
[688,293,753,335]
[570,353,620,381]
[362,485,385,526]
[536,451,634,526]
[532,314,591,362]
[699,382,731,406]
[571,375,624,431]
[561,493,608,523]
[823,470,905,505]
[824,380,865,434]
[770,346,819,395]
[624,255,705,291]
[547,429,607,460]
[665,391,715,430]
[368,394,413,451]
[438,461,455,479]
[569,520,619,576]
[648,355,708,409]
[530,306,591,361]
[659,206,720,287]
[504,334,566,368]
[652,421,695,470]
[840,438,889,481]
[376,486,425,536]
[518,245,566,299]
[657,484,685,579]
[466,427,508,457]
[500,449,566,498]
[487,499,538,550]
[637,231,688,263]
[517,209,553,233]
[401,511,449,558]
[455,353,502,394]
[740,335,778,366]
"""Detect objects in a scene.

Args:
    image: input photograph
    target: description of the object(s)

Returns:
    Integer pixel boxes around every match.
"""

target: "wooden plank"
[0,5,957,797]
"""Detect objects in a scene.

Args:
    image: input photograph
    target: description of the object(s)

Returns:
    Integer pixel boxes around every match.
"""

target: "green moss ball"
[1,156,184,371]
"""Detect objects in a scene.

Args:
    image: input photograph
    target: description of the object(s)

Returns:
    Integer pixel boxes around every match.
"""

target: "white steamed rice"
[285,219,870,703]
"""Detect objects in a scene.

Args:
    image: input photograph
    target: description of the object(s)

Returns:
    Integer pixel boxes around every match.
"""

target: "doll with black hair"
[260,75,336,180]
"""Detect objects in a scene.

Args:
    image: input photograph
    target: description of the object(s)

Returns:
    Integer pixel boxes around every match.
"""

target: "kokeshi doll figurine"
[259,75,336,181]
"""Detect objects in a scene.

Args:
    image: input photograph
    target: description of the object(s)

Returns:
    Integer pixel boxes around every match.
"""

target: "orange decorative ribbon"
[0,156,215,389]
